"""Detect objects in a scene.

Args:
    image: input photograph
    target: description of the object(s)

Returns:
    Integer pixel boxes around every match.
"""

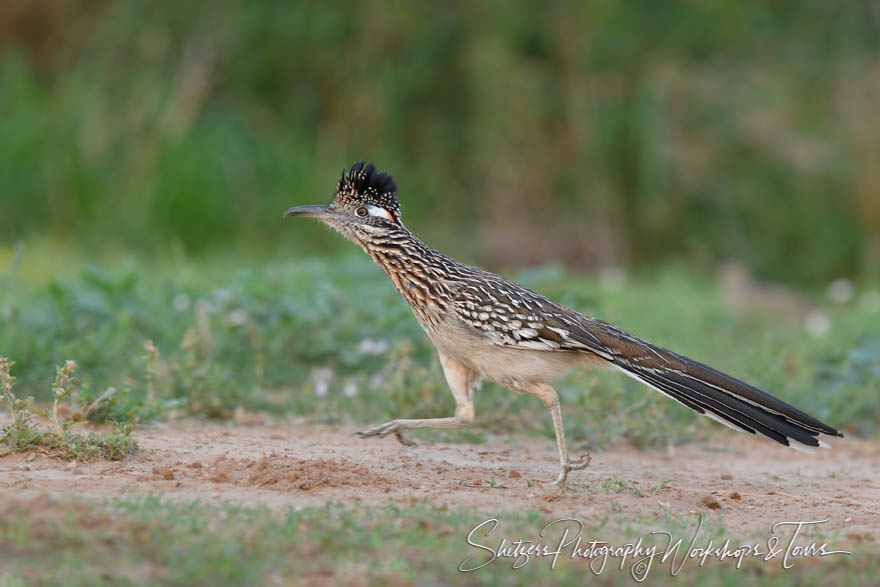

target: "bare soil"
[1,419,878,538]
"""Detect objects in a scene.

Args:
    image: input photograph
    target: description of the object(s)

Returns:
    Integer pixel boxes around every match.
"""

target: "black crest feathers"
[335,161,401,221]
[338,161,397,197]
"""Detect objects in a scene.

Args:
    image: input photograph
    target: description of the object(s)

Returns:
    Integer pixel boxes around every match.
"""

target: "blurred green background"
[0,1,878,438]
[2,0,879,283]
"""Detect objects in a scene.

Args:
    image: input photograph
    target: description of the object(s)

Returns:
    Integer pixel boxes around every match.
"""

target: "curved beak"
[283,205,330,219]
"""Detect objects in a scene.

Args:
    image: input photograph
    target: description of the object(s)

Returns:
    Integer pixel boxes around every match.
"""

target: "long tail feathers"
[605,341,843,451]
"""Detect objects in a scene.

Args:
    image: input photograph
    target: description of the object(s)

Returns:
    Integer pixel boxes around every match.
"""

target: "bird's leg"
[356,415,467,446]
[357,352,478,446]
[528,383,591,485]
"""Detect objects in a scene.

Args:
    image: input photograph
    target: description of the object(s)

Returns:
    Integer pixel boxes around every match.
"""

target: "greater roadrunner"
[285,161,843,485]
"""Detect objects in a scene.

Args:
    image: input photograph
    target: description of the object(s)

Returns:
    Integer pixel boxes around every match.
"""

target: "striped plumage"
[285,161,843,484]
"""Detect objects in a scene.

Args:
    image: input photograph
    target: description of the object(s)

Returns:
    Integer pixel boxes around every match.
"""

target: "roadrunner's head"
[284,161,403,246]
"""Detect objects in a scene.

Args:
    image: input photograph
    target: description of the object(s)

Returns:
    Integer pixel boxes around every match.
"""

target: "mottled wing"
[449,274,842,449]
[448,275,615,359]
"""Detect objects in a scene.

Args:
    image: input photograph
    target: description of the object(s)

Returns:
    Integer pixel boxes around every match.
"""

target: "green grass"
[2,1,879,284]
[0,495,872,586]
[1,247,878,584]
[1,244,878,451]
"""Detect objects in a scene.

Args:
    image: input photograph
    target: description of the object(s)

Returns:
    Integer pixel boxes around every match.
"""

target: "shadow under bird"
[285,161,844,485]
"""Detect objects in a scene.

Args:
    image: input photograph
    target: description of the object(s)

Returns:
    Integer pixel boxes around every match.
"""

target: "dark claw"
[356,421,415,446]
[394,430,417,447]
[571,453,591,470]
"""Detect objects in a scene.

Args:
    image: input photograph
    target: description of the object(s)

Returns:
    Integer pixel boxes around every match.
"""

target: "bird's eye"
[356,207,368,217]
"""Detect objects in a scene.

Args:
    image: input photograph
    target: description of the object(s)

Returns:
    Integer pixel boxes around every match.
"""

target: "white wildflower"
[827,279,854,304]
[358,338,389,355]
[343,379,358,398]
[195,299,217,315]
[312,367,333,398]
[173,294,191,312]
[227,309,248,326]
[804,311,831,339]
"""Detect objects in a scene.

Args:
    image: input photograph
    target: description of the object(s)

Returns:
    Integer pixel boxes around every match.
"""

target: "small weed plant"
[0,357,137,460]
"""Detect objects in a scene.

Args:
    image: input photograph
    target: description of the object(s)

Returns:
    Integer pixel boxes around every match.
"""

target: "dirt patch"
[205,454,395,491]
[1,419,878,538]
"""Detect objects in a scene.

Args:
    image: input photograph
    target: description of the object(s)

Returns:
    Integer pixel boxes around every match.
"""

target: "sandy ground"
[1,419,878,538]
